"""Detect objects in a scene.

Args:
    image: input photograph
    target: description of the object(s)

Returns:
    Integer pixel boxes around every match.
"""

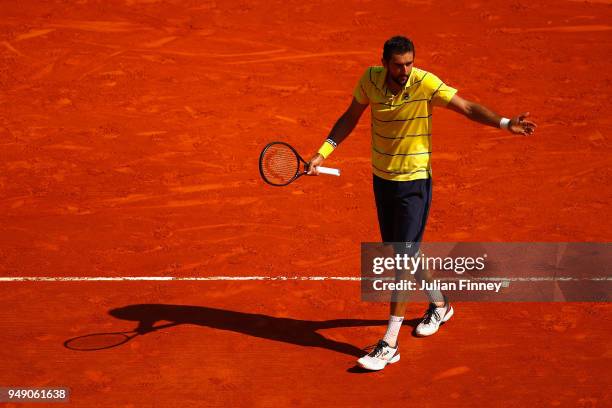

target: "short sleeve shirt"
[354,66,457,181]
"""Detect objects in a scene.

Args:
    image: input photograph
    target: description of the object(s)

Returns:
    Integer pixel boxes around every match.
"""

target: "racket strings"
[261,144,300,185]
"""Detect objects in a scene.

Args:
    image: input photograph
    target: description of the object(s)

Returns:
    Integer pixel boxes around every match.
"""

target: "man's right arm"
[307,97,368,174]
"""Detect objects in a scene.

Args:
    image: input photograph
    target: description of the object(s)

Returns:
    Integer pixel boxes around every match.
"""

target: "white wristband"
[499,117,511,130]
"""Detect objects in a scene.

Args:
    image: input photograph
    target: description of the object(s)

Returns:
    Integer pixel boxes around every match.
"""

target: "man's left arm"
[445,94,537,135]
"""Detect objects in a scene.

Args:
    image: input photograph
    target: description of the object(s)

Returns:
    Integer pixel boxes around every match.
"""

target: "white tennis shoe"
[356,340,400,371]
[415,302,454,337]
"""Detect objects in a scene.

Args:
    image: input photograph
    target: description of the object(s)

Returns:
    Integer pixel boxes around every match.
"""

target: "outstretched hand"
[509,112,537,135]
[306,153,325,175]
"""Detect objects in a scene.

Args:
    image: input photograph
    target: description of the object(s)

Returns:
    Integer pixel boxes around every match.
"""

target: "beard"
[391,74,409,86]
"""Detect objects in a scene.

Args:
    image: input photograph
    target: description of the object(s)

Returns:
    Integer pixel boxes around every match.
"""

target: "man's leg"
[396,177,454,336]
[375,176,415,348]
[389,177,444,329]
[357,177,433,370]
[412,177,453,335]
[356,176,403,370]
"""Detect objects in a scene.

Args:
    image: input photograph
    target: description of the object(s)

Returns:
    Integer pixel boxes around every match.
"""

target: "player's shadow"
[83,304,420,357]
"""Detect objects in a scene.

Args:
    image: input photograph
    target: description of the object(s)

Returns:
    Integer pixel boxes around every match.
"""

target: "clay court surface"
[1,0,611,406]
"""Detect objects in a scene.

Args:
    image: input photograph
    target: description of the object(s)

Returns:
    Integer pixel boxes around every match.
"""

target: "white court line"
[0,276,360,282]
[0,276,610,282]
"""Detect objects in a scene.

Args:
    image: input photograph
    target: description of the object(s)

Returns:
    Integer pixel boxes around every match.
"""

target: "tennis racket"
[259,141,340,186]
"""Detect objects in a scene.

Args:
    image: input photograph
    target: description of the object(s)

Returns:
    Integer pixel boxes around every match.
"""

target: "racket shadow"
[64,304,401,357]
[63,322,178,351]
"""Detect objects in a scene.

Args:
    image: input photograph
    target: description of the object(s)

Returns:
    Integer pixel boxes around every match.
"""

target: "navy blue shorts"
[373,175,432,245]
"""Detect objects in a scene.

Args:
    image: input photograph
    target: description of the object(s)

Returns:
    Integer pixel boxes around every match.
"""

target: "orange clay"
[0,0,610,406]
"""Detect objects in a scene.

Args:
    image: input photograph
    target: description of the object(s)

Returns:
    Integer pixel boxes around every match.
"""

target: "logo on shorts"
[403,93,410,100]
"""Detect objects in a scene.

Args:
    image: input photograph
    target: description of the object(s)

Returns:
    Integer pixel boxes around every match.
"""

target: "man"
[307,36,536,371]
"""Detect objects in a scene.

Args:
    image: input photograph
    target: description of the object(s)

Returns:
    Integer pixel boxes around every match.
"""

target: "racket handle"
[316,166,341,176]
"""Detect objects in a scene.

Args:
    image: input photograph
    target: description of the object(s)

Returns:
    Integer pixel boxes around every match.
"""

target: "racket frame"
[259,141,339,186]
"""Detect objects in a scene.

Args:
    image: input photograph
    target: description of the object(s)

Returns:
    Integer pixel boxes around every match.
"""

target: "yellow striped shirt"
[354,66,457,181]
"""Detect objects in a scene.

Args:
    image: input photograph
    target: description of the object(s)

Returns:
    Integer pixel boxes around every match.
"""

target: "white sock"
[382,315,404,347]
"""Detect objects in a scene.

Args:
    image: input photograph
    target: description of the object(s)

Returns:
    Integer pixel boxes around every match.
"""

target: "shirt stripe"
[353,66,457,181]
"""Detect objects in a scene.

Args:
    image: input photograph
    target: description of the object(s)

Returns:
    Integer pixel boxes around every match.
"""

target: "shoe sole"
[415,306,454,337]
[357,353,400,371]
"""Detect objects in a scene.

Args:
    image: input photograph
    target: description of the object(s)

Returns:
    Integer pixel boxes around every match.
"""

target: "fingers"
[518,113,537,126]
[306,161,321,175]
[512,112,537,135]
[522,120,537,127]
[513,127,527,136]
[515,125,533,136]
[510,125,530,136]
[307,153,325,175]
[306,164,320,175]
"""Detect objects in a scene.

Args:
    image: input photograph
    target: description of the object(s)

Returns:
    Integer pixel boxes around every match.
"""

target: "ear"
[381,58,388,69]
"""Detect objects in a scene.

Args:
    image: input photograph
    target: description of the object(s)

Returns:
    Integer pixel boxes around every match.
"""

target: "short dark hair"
[383,36,415,61]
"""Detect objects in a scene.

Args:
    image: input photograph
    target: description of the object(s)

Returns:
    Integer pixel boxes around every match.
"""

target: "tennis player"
[308,36,536,371]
